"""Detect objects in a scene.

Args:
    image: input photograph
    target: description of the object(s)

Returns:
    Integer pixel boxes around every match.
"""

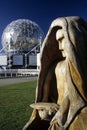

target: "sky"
[0,0,87,50]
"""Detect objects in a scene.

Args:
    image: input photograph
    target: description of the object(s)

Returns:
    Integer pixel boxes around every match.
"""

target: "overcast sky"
[0,0,87,50]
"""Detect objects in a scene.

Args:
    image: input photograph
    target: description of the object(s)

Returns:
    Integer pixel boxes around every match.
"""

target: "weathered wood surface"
[23,16,87,130]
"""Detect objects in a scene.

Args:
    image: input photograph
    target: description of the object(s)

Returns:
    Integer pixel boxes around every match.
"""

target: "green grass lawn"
[0,80,37,130]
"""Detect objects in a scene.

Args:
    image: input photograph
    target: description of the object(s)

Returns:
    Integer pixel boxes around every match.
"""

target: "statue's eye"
[58,37,64,43]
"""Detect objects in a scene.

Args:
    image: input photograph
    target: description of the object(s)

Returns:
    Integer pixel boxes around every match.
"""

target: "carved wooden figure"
[23,16,87,130]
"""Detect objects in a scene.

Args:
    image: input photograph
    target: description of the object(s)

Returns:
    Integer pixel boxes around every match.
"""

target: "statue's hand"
[30,102,59,120]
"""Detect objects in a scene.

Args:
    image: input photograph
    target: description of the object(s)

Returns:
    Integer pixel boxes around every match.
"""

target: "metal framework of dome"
[1,19,44,53]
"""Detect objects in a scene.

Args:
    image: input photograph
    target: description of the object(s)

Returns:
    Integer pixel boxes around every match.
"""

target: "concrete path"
[0,76,38,86]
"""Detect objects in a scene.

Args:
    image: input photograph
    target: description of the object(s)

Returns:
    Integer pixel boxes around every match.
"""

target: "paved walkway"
[0,76,38,86]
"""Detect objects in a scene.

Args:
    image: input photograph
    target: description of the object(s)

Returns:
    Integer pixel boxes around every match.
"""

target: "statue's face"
[56,29,66,58]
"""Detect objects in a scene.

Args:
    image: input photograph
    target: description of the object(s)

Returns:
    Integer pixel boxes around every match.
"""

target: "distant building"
[0,19,43,78]
[0,54,7,70]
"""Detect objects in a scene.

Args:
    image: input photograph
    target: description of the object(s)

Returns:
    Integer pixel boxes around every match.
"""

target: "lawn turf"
[0,80,37,130]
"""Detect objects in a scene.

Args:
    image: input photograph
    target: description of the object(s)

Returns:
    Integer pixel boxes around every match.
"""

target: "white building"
[0,19,43,78]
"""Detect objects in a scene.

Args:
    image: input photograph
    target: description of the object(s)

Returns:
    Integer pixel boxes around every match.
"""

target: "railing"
[0,69,39,78]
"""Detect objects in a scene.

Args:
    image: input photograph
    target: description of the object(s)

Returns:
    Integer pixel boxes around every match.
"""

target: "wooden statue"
[23,16,87,130]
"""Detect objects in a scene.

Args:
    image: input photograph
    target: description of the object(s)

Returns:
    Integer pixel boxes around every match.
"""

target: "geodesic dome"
[1,19,44,53]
